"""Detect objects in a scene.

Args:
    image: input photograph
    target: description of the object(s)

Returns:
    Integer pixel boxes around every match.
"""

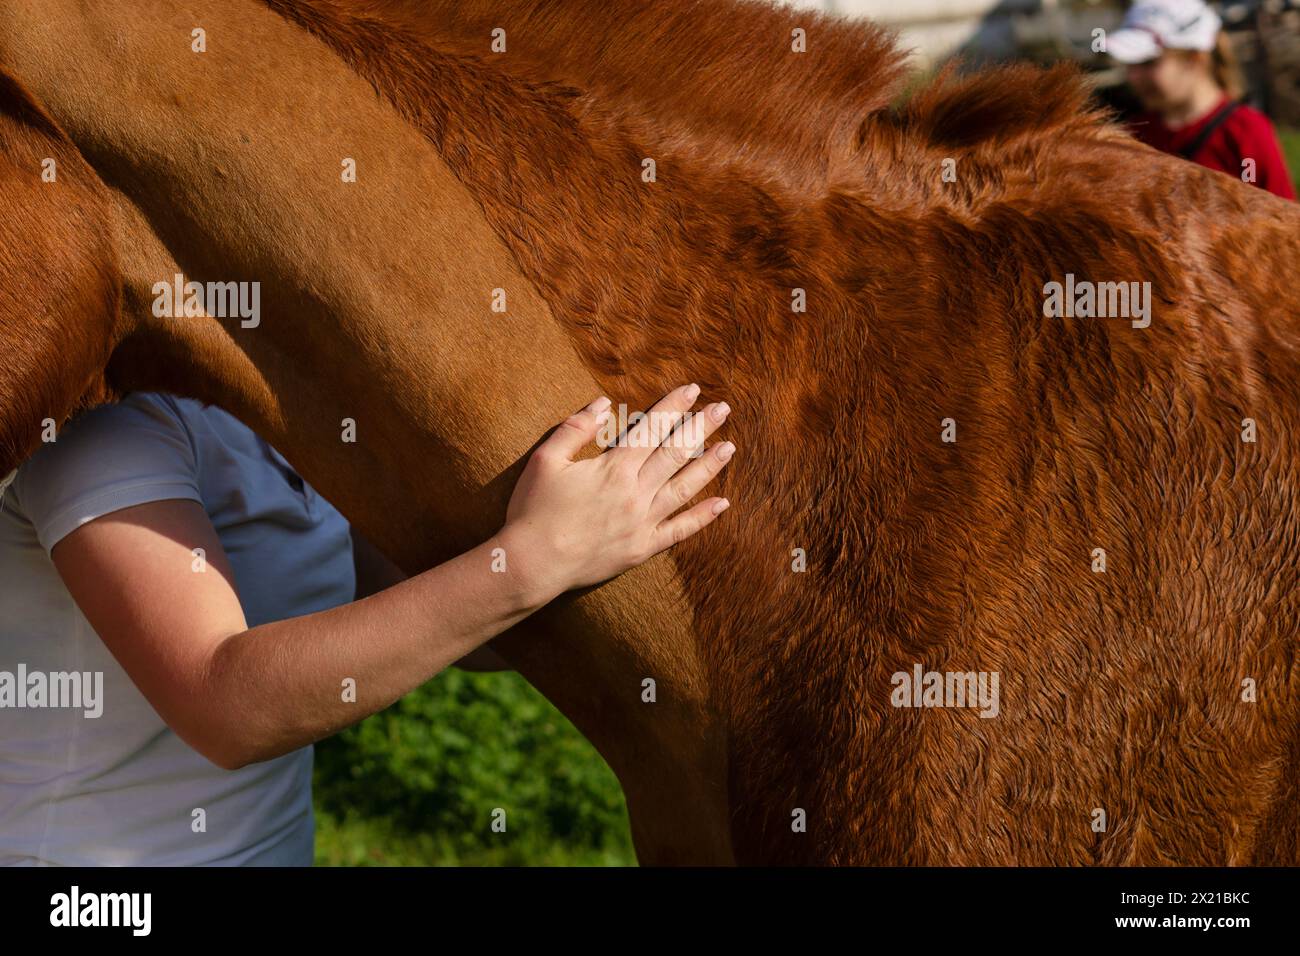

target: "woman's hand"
[498,383,734,600]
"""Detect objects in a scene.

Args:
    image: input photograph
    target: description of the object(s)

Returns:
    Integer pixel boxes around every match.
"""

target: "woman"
[0,384,733,864]
[1109,0,1296,200]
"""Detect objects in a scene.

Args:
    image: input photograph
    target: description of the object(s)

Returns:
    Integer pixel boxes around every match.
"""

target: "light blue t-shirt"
[0,392,356,865]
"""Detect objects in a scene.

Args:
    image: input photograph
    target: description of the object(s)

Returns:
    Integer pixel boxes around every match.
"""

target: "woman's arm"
[352,527,511,671]
[52,386,733,769]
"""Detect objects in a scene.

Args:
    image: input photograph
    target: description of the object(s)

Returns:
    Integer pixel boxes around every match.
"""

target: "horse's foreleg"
[0,67,121,479]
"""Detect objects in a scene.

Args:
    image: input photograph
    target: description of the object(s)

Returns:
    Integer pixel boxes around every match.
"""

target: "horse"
[1,0,1298,864]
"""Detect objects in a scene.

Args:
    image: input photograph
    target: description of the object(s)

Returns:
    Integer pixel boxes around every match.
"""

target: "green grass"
[312,667,636,866]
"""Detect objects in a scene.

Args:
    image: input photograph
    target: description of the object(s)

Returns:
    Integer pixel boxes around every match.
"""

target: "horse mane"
[310,0,1113,197]
[345,0,910,193]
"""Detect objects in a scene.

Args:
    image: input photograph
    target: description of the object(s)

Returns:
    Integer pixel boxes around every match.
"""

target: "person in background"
[1109,0,1296,200]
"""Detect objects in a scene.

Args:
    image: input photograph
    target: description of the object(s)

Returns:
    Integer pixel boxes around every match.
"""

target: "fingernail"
[591,396,612,413]
[685,383,700,401]
[710,402,730,423]
[712,498,730,515]
[716,441,735,461]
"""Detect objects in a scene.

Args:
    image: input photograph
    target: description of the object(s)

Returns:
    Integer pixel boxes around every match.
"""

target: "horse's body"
[1,0,1297,864]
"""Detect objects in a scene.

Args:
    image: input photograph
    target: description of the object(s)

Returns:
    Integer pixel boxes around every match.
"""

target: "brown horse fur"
[1,0,1299,863]
[0,72,119,477]
[265,0,1300,863]
[352,0,1108,201]
[349,0,910,195]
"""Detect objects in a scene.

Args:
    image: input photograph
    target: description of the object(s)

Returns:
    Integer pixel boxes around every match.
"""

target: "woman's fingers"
[615,383,700,467]
[538,396,612,463]
[502,386,736,595]
[648,438,735,522]
[650,496,731,556]
[640,399,730,490]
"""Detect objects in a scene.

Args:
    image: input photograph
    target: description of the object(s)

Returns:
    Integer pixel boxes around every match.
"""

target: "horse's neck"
[346,0,906,194]
[0,0,733,862]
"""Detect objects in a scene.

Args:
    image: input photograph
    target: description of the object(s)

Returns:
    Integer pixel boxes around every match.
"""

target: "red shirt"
[1131,96,1297,200]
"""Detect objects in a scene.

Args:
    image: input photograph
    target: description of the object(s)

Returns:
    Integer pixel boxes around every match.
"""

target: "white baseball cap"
[1108,0,1223,64]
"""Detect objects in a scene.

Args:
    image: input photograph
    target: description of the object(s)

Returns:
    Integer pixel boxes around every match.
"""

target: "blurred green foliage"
[1280,127,1300,185]
[312,667,635,866]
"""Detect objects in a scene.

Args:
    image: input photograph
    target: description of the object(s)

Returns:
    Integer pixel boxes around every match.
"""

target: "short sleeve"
[10,392,203,553]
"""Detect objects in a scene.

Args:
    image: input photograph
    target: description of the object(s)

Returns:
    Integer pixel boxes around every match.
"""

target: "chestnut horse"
[1,0,1298,864]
